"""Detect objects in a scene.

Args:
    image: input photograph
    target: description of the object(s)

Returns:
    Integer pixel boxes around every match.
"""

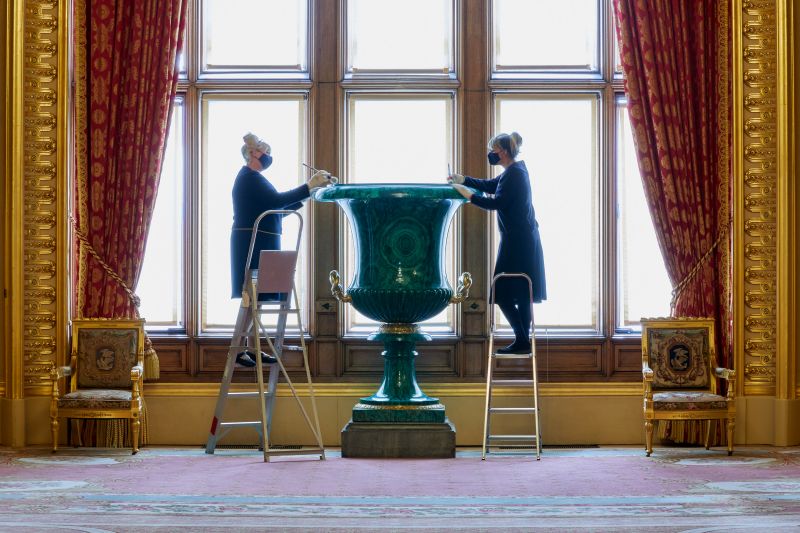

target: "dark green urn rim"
[312,183,477,201]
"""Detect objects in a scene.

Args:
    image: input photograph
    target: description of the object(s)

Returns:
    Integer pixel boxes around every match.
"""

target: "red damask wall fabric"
[613,0,731,361]
[75,0,187,323]
[613,0,732,444]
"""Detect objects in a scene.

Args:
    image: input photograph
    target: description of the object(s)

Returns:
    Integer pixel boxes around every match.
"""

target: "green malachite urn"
[313,184,472,428]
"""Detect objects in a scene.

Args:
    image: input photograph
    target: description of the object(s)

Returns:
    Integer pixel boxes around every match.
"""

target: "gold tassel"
[143,333,160,381]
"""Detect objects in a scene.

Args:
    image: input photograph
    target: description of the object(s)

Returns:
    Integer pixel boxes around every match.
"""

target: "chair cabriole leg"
[50,414,58,453]
[131,415,140,455]
[726,418,734,456]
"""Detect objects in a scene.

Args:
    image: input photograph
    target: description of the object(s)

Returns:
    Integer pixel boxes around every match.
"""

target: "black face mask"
[487,151,501,165]
[258,153,273,170]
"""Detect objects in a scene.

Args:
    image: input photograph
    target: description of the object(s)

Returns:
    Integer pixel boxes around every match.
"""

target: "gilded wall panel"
[739,0,778,392]
[21,0,60,391]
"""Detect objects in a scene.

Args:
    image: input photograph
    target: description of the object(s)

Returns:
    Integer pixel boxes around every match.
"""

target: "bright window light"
[201,96,307,331]
[138,101,185,329]
[494,95,599,330]
[616,102,672,328]
[493,0,598,71]
[204,0,307,70]
[348,0,452,72]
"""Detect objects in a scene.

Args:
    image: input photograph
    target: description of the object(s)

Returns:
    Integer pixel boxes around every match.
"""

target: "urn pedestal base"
[341,419,456,458]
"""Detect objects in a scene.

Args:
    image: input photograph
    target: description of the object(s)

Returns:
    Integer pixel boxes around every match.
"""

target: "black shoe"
[235,351,256,367]
[496,342,532,355]
[237,350,278,365]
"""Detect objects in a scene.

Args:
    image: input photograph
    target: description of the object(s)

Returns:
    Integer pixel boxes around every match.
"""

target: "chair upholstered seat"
[58,389,133,410]
[652,391,728,411]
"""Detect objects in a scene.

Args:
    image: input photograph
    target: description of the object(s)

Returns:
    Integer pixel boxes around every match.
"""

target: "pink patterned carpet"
[1,446,800,531]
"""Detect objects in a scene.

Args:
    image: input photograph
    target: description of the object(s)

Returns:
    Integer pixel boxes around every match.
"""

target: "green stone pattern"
[313,184,468,324]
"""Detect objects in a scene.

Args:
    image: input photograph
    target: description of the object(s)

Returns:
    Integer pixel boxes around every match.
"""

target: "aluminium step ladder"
[482,272,541,460]
[205,210,325,462]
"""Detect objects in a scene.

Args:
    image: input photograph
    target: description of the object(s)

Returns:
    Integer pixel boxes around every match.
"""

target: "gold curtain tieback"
[670,227,727,314]
[70,214,140,309]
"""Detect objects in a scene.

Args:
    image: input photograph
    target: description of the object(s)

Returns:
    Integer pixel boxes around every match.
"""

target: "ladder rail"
[482,272,541,460]
[249,282,271,462]
[293,284,325,451]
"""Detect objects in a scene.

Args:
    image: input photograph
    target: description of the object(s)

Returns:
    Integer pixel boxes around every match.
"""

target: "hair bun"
[243,132,259,147]
[511,131,523,147]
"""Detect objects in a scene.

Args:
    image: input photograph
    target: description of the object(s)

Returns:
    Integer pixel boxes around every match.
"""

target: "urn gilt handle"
[329,270,352,303]
[449,272,472,304]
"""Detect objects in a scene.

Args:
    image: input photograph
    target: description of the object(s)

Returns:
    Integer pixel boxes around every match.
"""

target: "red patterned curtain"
[613,1,731,443]
[72,0,186,447]
[74,0,188,379]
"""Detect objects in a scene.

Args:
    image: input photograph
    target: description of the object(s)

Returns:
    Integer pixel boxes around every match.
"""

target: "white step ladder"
[206,210,325,462]
[482,273,541,460]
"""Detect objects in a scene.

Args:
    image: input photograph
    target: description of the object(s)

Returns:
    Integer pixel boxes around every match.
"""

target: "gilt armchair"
[50,319,145,454]
[641,317,735,456]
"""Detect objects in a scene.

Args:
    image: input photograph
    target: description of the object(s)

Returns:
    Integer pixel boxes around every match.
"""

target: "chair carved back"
[73,323,142,389]
[642,320,717,394]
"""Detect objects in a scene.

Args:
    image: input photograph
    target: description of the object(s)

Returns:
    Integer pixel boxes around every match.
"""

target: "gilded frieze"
[21,0,60,391]
[740,0,778,391]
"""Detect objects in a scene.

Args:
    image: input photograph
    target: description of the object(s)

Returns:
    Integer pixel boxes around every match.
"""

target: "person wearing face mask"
[449,132,546,354]
[230,132,332,367]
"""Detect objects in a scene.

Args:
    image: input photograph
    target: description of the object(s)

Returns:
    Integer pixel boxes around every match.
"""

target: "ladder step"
[218,421,263,428]
[488,434,539,441]
[257,308,301,314]
[490,380,535,387]
[487,445,539,449]
[226,391,275,398]
[491,352,533,359]
[263,447,325,457]
[489,407,538,414]
[485,447,541,454]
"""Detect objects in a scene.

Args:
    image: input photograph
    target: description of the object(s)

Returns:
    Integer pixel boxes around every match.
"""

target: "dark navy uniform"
[230,166,309,298]
[465,161,546,304]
